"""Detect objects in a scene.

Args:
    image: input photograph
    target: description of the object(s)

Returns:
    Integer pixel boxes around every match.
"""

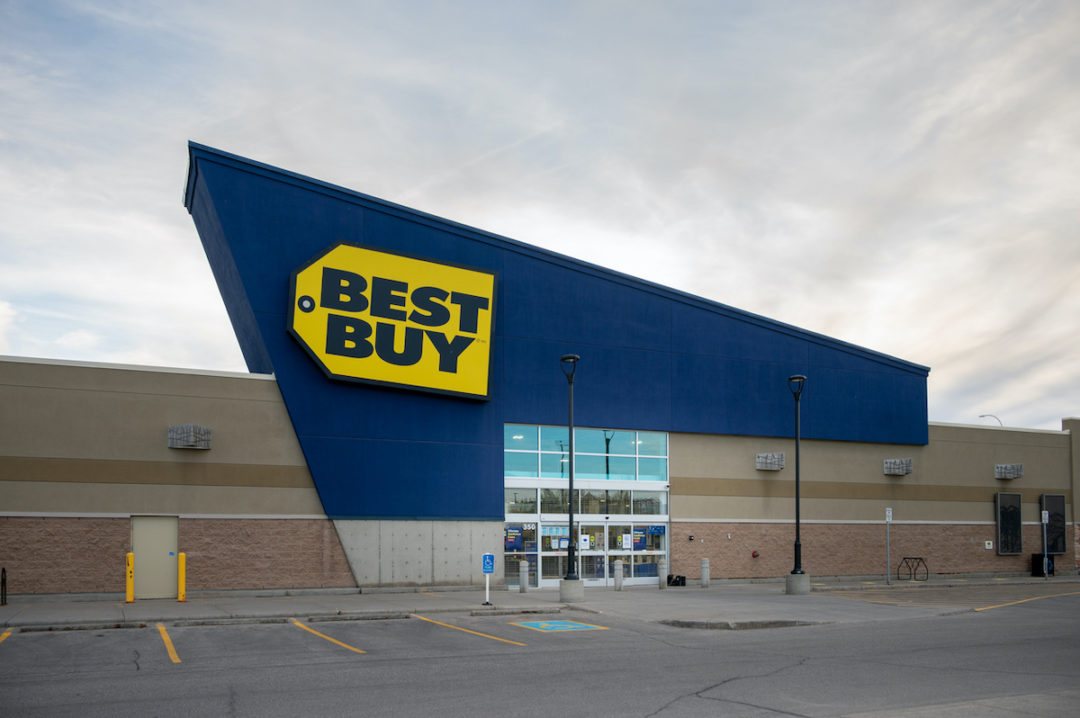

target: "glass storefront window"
[607,456,637,481]
[579,489,606,514]
[505,488,537,514]
[632,491,667,515]
[637,432,667,456]
[504,424,538,451]
[540,488,571,514]
[633,554,661,578]
[574,428,636,455]
[504,452,538,478]
[504,554,537,587]
[505,424,668,483]
[540,452,569,479]
[505,425,668,587]
[640,525,667,551]
[576,454,636,481]
[540,426,569,453]
[540,524,569,551]
[504,523,537,552]
[504,523,538,588]
[637,457,668,482]
[606,490,631,515]
[573,454,603,480]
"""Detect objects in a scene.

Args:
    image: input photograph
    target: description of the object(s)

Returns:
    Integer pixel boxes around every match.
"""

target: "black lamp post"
[788,375,806,575]
[561,354,580,582]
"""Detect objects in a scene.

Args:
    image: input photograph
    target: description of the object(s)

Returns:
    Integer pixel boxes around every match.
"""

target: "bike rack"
[896,557,928,581]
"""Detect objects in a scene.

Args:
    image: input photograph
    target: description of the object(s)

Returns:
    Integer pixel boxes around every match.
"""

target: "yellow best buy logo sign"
[289,243,496,398]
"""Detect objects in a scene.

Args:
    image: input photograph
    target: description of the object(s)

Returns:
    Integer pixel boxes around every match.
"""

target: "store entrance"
[505,519,667,588]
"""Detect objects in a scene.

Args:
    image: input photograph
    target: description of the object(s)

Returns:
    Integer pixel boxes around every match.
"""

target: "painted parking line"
[973,591,1080,612]
[511,620,608,633]
[411,614,527,646]
[0,630,12,645]
[289,618,367,654]
[156,623,181,664]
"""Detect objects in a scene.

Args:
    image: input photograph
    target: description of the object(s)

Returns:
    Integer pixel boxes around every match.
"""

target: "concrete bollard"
[613,559,623,591]
[519,560,529,593]
[701,557,710,588]
[658,558,667,590]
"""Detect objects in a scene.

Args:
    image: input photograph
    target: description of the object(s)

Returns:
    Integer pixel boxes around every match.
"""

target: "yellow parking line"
[155,623,181,663]
[290,618,367,654]
[0,630,12,645]
[411,614,526,646]
[973,591,1080,612]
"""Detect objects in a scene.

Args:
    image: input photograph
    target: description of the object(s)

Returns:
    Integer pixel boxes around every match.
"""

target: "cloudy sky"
[2,1,1078,430]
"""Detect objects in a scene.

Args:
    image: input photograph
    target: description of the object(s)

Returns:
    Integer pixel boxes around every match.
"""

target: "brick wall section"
[0,517,356,594]
[0,517,130,593]
[672,522,1076,579]
[179,518,356,590]
[1074,525,1080,571]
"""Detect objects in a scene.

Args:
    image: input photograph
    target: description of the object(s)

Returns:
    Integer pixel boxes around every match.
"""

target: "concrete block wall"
[334,519,504,587]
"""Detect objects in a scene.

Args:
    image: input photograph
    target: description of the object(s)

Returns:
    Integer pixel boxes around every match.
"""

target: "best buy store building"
[1,144,1076,597]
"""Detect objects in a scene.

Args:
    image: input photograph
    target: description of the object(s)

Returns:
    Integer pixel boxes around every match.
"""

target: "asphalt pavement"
[4,574,1078,633]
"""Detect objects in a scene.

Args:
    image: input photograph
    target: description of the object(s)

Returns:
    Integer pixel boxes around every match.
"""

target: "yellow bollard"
[125,552,135,603]
[177,552,186,602]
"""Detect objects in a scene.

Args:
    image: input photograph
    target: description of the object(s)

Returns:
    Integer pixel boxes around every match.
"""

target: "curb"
[5,605,567,633]
[661,619,823,630]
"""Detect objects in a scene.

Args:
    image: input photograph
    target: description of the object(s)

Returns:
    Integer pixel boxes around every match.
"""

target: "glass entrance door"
[579,524,607,585]
[506,516,668,588]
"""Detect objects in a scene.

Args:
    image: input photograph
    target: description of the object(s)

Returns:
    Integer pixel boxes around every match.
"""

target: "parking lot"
[3,580,1080,717]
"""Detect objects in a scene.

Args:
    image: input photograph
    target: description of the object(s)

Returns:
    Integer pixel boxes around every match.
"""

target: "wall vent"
[994,463,1023,480]
[168,424,211,450]
[883,458,913,476]
[755,452,785,471]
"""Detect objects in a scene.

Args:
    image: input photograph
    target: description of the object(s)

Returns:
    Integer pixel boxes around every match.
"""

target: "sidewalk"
[5,575,1076,633]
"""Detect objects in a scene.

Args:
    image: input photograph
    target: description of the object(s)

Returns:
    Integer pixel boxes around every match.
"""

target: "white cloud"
[1,0,1078,427]
[0,301,15,353]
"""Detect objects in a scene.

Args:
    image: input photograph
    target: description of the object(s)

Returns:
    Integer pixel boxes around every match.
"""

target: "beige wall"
[0,357,323,517]
[0,357,355,593]
[671,424,1071,523]
[670,423,1074,578]
[3,356,1074,590]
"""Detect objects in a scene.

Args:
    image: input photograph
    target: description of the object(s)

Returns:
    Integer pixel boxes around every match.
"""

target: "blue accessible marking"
[511,620,608,633]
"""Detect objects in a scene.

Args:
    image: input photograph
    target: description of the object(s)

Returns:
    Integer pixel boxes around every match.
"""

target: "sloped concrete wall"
[333,519,504,587]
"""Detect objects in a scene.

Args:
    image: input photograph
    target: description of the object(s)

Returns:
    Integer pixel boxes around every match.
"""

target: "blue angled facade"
[184,143,929,522]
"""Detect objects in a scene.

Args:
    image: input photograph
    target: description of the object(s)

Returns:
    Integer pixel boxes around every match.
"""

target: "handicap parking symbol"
[511,620,608,632]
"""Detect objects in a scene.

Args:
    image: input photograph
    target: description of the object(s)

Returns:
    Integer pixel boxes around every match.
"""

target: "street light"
[560,354,580,583]
[979,414,1003,427]
[787,375,807,590]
